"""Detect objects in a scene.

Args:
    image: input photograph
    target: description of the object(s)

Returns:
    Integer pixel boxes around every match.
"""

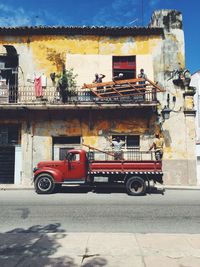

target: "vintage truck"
[33,148,163,196]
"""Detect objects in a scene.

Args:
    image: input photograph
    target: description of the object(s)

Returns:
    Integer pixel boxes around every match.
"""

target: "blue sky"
[0,0,199,73]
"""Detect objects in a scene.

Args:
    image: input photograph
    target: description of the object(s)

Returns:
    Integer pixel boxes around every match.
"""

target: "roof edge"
[0,26,164,37]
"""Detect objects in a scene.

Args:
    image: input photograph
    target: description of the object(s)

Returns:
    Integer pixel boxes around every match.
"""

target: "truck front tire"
[125,176,146,196]
[35,173,55,194]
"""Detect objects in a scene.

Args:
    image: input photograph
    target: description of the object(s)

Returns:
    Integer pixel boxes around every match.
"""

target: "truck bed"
[89,160,162,174]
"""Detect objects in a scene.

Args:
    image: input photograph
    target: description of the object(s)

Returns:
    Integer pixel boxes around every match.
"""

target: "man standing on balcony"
[138,68,147,100]
[138,69,147,85]
[93,73,106,90]
[93,73,106,83]
[149,133,164,160]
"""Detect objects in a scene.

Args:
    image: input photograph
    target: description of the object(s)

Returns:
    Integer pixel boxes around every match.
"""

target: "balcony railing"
[0,85,158,105]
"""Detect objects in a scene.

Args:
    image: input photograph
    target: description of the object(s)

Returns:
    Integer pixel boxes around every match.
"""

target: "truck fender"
[34,168,63,183]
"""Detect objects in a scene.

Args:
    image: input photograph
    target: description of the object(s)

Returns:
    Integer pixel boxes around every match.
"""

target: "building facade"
[0,9,197,186]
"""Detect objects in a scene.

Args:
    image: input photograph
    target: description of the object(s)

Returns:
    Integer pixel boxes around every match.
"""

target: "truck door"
[66,151,85,181]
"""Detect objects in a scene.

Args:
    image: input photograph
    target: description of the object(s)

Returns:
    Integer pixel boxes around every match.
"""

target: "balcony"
[0,78,163,110]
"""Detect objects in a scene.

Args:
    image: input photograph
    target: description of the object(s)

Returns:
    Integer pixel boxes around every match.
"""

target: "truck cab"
[33,149,88,194]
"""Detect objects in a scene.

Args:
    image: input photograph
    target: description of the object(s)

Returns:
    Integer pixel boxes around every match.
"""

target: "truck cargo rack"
[87,149,156,161]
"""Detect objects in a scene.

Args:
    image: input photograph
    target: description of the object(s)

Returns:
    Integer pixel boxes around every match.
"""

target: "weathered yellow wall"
[0,34,162,85]
[27,109,154,164]
[66,54,113,86]
[67,54,154,86]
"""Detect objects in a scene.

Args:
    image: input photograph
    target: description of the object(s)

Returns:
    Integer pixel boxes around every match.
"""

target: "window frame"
[52,136,81,160]
[112,55,136,80]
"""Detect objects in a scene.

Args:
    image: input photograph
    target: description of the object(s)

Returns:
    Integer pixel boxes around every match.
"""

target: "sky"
[0,0,199,73]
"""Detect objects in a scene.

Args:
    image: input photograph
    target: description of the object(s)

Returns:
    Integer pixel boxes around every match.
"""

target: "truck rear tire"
[125,176,146,196]
[35,173,55,194]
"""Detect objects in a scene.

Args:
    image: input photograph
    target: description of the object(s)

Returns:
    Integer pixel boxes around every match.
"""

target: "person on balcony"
[113,73,124,81]
[138,68,147,85]
[138,68,147,100]
[93,73,106,83]
[93,73,106,90]
[149,133,164,160]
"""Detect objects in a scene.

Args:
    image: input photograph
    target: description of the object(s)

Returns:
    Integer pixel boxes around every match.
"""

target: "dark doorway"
[0,146,15,183]
[0,124,20,184]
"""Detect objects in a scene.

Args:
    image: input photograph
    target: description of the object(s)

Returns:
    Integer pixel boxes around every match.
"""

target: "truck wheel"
[125,176,146,196]
[35,174,55,194]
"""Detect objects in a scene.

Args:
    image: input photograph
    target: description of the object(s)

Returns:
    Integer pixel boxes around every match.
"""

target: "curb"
[164,185,200,190]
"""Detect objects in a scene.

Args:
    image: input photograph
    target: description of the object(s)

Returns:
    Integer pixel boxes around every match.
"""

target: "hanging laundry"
[34,76,43,97]
[41,74,47,87]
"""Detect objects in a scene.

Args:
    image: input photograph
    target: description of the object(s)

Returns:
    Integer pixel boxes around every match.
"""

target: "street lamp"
[161,105,171,120]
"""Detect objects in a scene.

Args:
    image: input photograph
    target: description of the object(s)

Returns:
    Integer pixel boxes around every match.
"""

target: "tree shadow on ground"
[0,223,107,267]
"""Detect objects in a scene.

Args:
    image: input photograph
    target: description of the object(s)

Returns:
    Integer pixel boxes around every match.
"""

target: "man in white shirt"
[111,136,125,160]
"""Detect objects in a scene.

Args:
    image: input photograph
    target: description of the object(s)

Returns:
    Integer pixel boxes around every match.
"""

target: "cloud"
[84,0,139,26]
[82,0,160,26]
[0,1,163,27]
[0,3,64,27]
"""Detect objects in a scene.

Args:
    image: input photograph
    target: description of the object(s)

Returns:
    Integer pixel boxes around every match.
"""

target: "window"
[53,136,81,160]
[113,56,136,80]
[112,135,140,150]
[53,136,80,145]
[0,125,20,145]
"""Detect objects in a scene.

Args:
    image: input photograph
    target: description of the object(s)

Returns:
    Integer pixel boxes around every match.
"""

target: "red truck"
[33,148,163,196]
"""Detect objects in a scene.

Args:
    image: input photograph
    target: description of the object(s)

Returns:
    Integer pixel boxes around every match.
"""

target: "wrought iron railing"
[0,86,157,105]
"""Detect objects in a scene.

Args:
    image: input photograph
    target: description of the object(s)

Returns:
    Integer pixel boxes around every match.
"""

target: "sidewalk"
[0,232,200,267]
[0,184,34,190]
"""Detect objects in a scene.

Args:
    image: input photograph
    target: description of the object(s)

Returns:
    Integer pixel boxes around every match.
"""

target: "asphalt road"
[0,187,200,233]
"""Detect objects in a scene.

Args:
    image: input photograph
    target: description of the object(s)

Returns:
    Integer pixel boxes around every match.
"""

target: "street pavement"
[0,188,200,266]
